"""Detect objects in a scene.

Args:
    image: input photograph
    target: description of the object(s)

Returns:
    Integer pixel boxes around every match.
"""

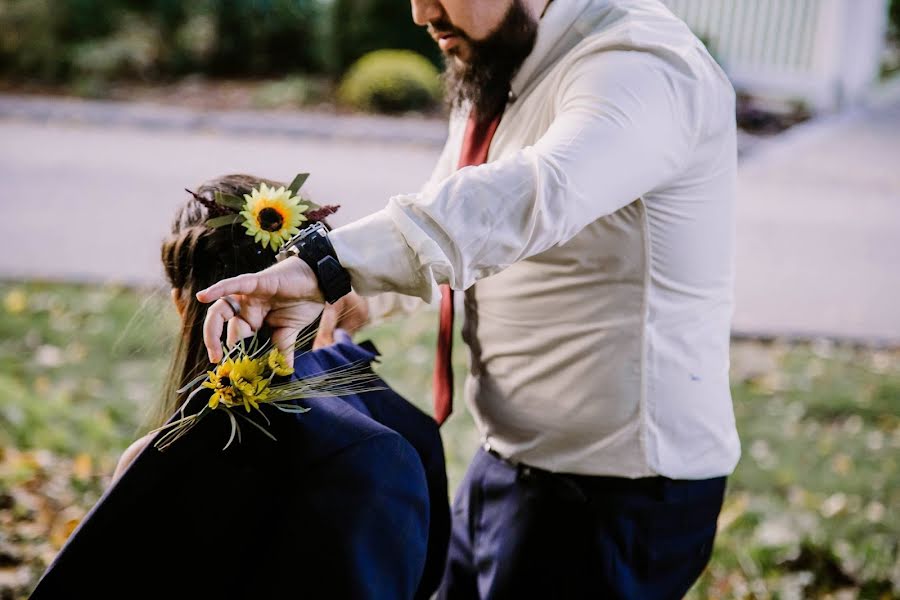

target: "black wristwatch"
[276,222,352,304]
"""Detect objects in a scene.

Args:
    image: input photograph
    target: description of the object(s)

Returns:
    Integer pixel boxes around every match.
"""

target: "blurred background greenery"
[4,0,897,114]
[1,282,898,598]
[0,0,445,113]
[1,1,899,598]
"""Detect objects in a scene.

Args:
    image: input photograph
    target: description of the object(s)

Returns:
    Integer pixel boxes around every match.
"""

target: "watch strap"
[313,254,352,304]
[278,223,351,304]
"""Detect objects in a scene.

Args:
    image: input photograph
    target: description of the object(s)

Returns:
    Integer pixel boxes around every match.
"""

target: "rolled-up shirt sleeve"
[330,50,700,302]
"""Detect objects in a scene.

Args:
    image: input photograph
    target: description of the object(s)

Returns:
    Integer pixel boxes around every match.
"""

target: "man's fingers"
[204,297,246,363]
[202,299,232,363]
[313,305,338,350]
[272,328,300,368]
[196,273,260,304]
[226,316,254,350]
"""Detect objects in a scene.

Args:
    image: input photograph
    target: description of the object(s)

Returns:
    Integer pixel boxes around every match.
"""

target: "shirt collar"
[509,0,601,100]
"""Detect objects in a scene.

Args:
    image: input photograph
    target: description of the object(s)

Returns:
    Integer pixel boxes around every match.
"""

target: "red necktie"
[433,110,503,426]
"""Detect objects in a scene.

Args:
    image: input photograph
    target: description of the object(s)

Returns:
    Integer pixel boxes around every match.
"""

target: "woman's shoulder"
[281,395,403,458]
[110,396,399,481]
[112,432,155,481]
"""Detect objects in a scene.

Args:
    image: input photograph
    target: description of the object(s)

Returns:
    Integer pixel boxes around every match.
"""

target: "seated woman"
[31,175,445,600]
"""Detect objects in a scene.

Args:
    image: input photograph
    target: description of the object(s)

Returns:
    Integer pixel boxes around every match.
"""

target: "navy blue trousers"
[438,449,726,600]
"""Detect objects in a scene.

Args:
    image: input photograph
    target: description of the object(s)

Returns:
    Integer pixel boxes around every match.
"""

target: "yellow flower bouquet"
[151,315,382,452]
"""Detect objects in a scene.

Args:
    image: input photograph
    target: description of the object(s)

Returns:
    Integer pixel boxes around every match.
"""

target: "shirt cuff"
[330,209,438,302]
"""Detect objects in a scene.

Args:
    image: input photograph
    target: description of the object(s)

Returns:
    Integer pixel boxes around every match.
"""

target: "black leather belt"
[481,441,721,502]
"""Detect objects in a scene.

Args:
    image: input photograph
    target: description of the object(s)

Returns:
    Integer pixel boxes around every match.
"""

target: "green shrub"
[70,13,162,80]
[892,0,899,36]
[206,0,326,76]
[0,0,328,81]
[253,75,328,108]
[331,0,440,75]
[337,49,441,113]
[0,0,71,80]
[0,0,183,81]
[172,12,216,70]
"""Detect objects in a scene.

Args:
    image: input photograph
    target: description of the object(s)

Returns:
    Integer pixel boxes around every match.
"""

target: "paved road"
[0,116,441,286]
[1,93,898,343]
[731,92,900,344]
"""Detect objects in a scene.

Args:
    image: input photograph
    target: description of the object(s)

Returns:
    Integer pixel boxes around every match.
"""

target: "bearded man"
[199,0,741,597]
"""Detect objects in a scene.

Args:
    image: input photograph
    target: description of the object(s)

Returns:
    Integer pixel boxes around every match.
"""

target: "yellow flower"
[203,359,234,388]
[203,359,237,409]
[235,375,269,398]
[231,355,265,382]
[235,355,268,387]
[208,387,236,410]
[267,349,294,377]
[201,354,276,411]
[240,183,308,251]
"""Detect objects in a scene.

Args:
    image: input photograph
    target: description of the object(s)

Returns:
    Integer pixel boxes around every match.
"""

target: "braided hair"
[156,175,288,428]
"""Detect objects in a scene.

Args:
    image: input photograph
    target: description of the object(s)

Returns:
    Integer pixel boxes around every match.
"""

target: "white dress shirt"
[331,0,741,479]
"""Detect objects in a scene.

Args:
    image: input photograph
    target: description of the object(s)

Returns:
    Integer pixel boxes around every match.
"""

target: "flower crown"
[187,173,340,251]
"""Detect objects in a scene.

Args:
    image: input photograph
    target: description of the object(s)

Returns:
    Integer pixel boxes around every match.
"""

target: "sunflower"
[240,183,308,251]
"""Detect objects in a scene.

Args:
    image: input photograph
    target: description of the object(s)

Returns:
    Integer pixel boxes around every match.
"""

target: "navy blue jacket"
[31,349,430,599]
[294,333,450,599]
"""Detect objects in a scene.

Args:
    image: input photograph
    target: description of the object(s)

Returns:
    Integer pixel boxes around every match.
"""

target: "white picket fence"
[661,0,890,111]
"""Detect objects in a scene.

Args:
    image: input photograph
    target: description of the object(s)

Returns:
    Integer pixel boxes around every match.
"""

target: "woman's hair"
[155,174,285,428]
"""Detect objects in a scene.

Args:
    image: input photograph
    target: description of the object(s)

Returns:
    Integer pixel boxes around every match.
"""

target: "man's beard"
[437,0,539,121]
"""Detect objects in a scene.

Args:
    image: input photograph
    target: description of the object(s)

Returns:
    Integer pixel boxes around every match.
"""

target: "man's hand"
[312,291,370,349]
[196,257,324,364]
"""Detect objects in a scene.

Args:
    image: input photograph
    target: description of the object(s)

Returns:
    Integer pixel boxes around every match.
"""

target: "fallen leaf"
[865,501,885,523]
[3,289,27,315]
[49,508,83,549]
[71,453,92,481]
[0,565,31,589]
[831,453,852,476]
[32,376,51,394]
[821,493,848,518]
[34,345,64,368]
[717,492,749,532]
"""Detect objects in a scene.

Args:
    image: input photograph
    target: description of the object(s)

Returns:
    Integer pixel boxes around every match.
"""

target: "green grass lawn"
[1,281,898,598]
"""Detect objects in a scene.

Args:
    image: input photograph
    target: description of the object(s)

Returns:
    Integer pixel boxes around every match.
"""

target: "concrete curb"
[0,93,448,147]
[4,76,897,153]
[0,92,767,157]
